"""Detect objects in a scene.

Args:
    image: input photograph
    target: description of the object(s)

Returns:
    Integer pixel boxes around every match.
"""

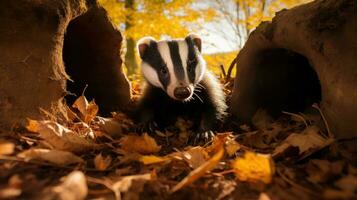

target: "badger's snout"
[174,86,191,100]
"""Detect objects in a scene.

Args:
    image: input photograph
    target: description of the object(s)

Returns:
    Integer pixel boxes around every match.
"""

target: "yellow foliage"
[204,51,238,77]
[99,0,216,41]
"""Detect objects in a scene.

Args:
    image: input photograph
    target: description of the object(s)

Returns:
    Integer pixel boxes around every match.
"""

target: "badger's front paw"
[135,120,158,135]
[188,130,215,146]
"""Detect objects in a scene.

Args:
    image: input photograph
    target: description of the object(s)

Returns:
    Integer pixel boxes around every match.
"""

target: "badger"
[135,34,227,144]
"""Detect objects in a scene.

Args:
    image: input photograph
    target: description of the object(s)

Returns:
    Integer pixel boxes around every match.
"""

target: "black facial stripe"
[185,37,198,83]
[141,41,170,89]
[168,41,185,81]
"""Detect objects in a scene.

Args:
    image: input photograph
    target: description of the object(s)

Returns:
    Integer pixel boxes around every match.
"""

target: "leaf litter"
[0,84,356,200]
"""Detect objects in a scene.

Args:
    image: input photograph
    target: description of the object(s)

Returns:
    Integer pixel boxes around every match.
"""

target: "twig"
[219,64,227,79]
[226,56,238,81]
[312,104,333,139]
[282,111,308,128]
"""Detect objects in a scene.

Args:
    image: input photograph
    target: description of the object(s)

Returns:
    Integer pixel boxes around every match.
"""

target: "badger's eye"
[160,67,168,75]
[188,65,194,73]
[188,59,195,66]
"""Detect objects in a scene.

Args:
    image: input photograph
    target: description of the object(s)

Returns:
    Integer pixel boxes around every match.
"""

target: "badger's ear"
[137,36,156,59]
[186,33,202,52]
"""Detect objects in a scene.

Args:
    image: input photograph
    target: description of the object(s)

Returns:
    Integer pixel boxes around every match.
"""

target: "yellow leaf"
[94,154,112,171]
[120,133,161,154]
[139,155,168,165]
[232,151,274,184]
[18,149,84,166]
[171,147,224,193]
[0,141,15,155]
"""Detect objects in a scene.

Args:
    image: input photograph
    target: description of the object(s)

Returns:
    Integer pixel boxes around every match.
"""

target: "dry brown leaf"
[112,173,152,193]
[0,188,22,199]
[0,141,15,155]
[18,148,84,166]
[323,188,355,199]
[94,154,112,171]
[206,133,232,153]
[26,119,99,153]
[273,126,333,159]
[225,137,241,156]
[306,159,343,183]
[119,133,161,154]
[46,171,88,200]
[171,147,224,193]
[72,96,98,123]
[182,147,209,169]
[96,117,123,137]
[335,175,357,192]
[139,155,169,165]
[232,151,274,184]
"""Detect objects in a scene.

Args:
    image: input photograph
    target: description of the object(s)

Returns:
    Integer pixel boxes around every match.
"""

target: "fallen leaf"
[206,133,232,154]
[335,175,357,192]
[139,155,168,165]
[119,133,161,154]
[96,117,123,137]
[0,188,21,199]
[0,141,15,155]
[171,147,224,192]
[112,173,152,193]
[26,119,99,153]
[306,159,343,183]
[232,151,274,184]
[273,126,333,159]
[182,147,209,169]
[94,154,112,171]
[225,137,241,156]
[72,96,98,123]
[18,148,84,166]
[46,171,88,200]
[323,188,355,199]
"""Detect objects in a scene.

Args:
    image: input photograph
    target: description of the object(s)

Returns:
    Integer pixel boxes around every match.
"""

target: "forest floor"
[0,78,356,200]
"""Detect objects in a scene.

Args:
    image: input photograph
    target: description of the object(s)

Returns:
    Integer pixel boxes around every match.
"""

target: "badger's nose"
[174,86,191,100]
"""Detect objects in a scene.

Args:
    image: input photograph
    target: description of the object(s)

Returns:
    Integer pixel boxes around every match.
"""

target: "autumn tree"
[98,0,215,76]
[209,0,312,49]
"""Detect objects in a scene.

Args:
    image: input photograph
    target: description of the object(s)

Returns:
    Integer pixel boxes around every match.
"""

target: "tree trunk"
[0,0,131,128]
[124,0,138,76]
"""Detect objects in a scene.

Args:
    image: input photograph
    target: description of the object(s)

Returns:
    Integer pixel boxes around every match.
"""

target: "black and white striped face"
[137,34,206,101]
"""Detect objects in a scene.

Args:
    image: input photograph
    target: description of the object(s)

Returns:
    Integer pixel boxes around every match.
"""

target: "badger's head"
[137,34,206,101]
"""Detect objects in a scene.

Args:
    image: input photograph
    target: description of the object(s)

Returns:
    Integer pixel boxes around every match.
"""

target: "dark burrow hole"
[249,48,322,117]
[62,7,130,115]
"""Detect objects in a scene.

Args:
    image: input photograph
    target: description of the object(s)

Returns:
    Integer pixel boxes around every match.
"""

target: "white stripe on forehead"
[157,41,177,86]
[177,40,189,83]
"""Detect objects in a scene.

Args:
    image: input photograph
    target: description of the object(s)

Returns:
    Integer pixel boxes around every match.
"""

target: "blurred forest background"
[98,0,311,79]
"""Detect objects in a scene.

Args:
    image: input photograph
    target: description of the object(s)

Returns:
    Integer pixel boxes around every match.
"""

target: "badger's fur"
[135,34,227,143]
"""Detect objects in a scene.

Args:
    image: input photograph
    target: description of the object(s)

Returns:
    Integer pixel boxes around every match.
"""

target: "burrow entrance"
[62,6,130,115]
[241,48,322,118]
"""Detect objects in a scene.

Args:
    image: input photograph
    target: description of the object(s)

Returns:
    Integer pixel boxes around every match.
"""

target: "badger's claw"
[188,130,215,145]
[135,120,158,134]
